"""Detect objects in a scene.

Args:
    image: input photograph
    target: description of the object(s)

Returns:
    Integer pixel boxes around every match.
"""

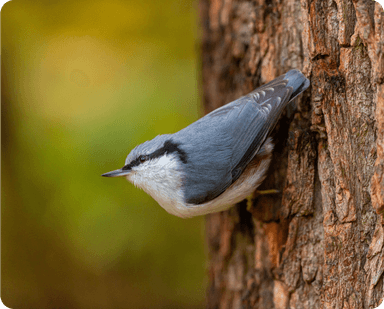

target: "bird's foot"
[255,189,280,195]
[246,189,280,212]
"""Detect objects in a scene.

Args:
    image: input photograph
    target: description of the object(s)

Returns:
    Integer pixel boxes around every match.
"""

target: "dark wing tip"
[285,69,310,100]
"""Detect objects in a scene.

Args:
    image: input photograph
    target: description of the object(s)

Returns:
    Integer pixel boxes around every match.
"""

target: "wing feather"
[174,70,309,205]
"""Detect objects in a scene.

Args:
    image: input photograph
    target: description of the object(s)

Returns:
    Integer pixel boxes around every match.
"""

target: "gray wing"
[173,70,310,205]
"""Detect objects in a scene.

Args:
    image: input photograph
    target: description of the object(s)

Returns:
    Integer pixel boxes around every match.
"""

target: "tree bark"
[200,0,384,308]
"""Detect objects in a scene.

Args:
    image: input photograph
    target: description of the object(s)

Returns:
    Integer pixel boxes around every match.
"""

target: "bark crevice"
[201,0,384,308]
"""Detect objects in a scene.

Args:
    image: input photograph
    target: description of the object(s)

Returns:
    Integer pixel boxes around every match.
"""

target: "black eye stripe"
[121,164,131,170]
[122,140,188,170]
[146,140,188,164]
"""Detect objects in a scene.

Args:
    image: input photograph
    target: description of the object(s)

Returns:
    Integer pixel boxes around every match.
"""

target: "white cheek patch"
[128,154,180,186]
[158,155,172,167]
[125,153,187,216]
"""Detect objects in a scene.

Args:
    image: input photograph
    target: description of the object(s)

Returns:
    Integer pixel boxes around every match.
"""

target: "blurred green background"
[2,1,206,308]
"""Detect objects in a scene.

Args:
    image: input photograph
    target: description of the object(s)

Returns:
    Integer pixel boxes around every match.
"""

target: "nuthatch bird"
[102,69,310,218]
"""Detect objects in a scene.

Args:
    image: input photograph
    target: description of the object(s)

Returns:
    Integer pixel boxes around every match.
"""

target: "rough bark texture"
[200,0,384,308]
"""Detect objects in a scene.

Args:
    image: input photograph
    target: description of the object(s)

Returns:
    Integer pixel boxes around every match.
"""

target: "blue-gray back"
[171,69,310,205]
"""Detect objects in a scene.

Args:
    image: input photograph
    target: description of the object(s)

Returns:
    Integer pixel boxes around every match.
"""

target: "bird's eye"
[139,155,147,163]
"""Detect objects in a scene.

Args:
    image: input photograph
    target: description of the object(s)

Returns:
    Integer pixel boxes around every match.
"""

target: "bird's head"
[102,134,187,193]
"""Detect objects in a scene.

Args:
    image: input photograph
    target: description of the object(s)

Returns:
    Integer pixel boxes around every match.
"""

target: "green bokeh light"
[2,1,206,308]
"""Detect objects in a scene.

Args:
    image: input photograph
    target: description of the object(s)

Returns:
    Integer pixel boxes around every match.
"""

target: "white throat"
[126,154,186,216]
[124,140,273,218]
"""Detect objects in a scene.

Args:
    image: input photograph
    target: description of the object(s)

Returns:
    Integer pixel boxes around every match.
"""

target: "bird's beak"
[102,168,130,177]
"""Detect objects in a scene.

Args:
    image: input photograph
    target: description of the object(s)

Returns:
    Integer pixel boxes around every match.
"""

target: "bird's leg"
[246,189,280,213]
[246,194,254,213]
[255,189,280,195]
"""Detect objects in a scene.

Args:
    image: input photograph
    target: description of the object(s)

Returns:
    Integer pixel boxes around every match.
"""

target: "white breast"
[127,140,274,218]
[126,154,188,217]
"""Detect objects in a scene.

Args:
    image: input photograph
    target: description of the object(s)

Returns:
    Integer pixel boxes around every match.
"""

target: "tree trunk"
[200,0,384,308]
